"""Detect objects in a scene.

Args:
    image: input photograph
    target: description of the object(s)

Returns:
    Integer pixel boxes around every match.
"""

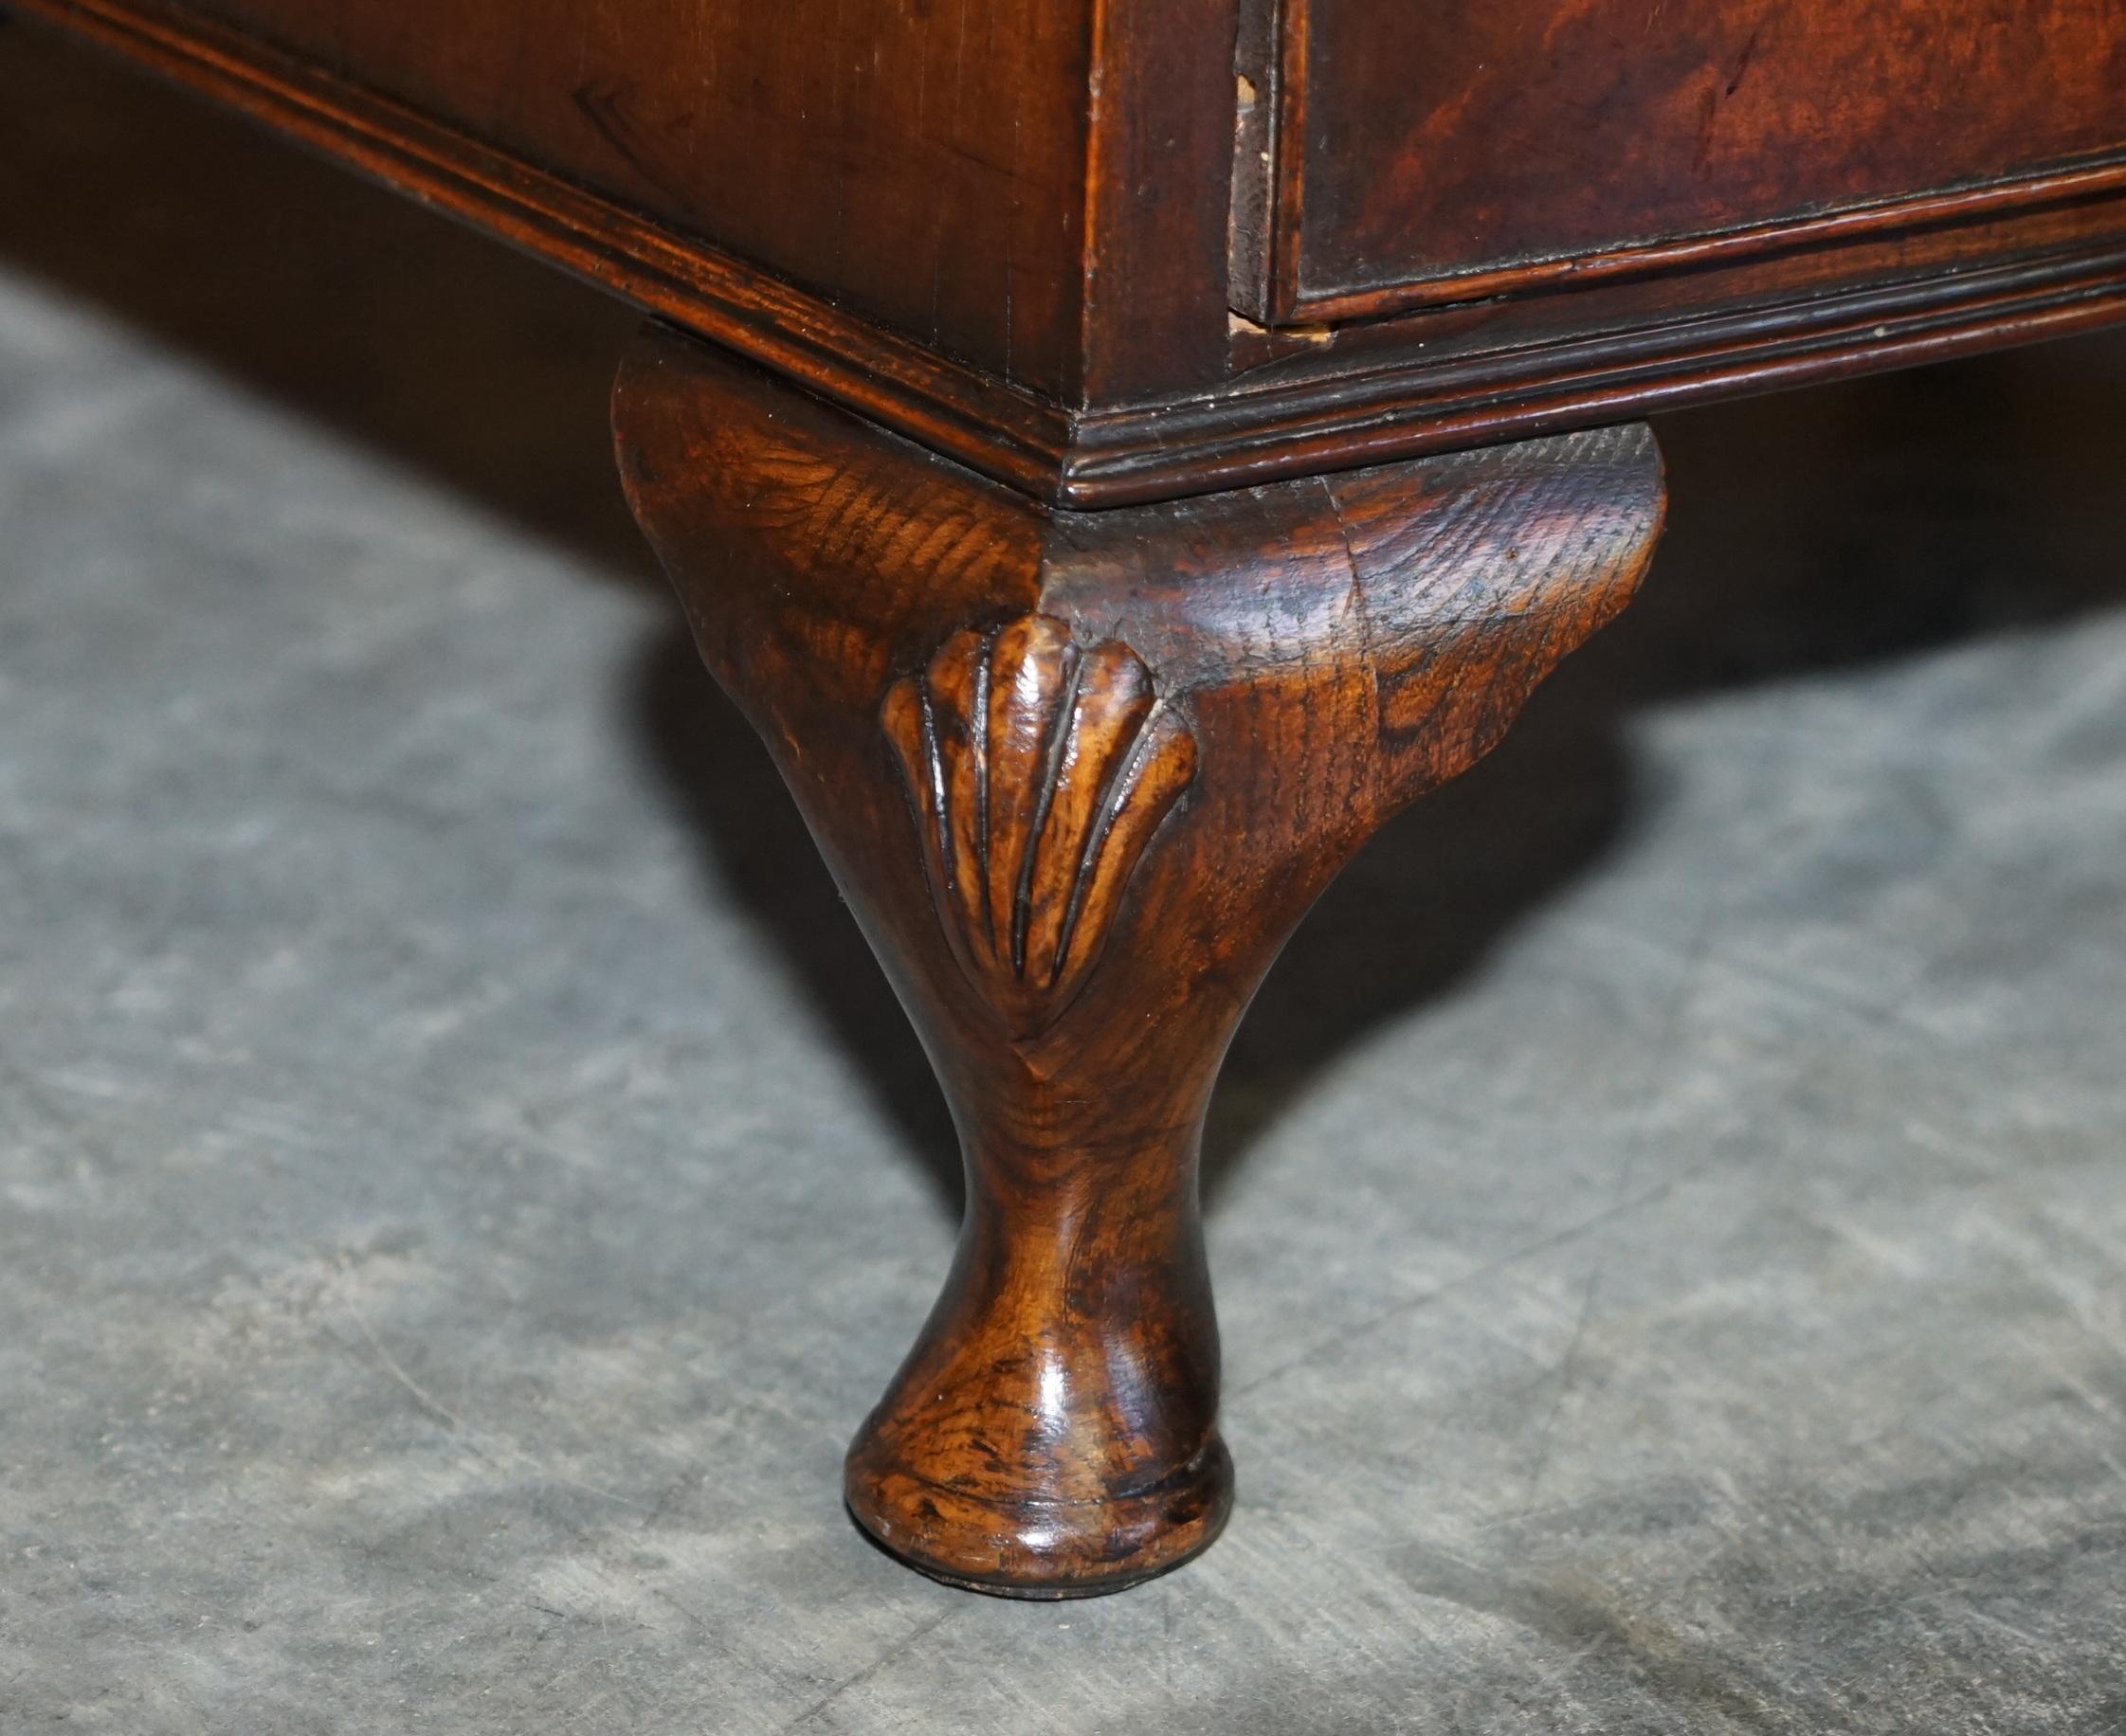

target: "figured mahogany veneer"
[1245,0,2126,321]
[615,325,1665,1594]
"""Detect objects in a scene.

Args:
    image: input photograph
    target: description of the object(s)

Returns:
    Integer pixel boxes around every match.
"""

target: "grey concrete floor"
[5,29,2126,1736]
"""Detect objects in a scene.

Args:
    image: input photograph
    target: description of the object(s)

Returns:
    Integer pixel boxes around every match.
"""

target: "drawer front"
[1253,0,2126,322]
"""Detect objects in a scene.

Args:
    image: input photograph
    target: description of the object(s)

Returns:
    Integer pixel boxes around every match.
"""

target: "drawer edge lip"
[1273,155,2126,327]
[1054,248,2126,507]
[10,0,1076,500]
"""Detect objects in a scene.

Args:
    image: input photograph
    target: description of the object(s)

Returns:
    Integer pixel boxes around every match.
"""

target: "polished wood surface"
[1259,0,2126,321]
[4,0,1075,496]
[18,0,2126,505]
[615,323,1666,1593]
[13,0,2121,1593]
[166,0,1091,399]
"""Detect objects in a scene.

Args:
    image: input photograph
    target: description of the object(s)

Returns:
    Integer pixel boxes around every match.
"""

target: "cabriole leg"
[613,325,1665,1597]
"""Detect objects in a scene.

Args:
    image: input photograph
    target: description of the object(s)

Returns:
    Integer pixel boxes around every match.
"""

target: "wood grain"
[881,618,1199,1040]
[1265,0,2126,321]
[19,0,2126,505]
[5,0,1075,497]
[1069,237,2126,502]
[160,0,1092,398]
[615,322,1667,1594]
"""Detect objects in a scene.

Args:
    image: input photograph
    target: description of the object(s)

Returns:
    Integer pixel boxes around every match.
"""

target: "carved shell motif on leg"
[881,614,1198,1039]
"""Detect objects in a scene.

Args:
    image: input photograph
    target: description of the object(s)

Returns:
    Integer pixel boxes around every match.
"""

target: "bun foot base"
[846,1435,1233,1600]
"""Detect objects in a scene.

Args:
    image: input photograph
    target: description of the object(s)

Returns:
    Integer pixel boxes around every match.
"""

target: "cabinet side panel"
[173,0,1094,395]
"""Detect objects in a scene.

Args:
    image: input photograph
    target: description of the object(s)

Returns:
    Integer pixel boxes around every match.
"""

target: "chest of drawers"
[19,0,2126,1595]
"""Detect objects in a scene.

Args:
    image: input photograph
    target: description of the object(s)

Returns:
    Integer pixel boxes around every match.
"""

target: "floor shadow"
[7,24,2125,1217]
[630,630,965,1205]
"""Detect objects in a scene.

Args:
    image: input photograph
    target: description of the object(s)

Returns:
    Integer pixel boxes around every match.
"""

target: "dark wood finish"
[4,0,1074,496]
[18,0,2126,505]
[614,322,1665,1595]
[1077,0,1242,406]
[1072,227,2126,501]
[17,0,2125,1596]
[1254,0,2126,322]
[156,0,1093,399]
